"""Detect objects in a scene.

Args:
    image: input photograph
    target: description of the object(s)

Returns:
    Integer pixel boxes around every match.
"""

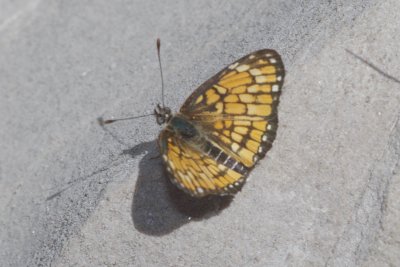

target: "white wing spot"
[229,184,234,189]
[277,76,282,81]
[162,155,168,161]
[253,155,259,162]
[270,58,277,64]
[250,68,262,76]
[249,54,255,59]
[256,76,267,83]
[236,64,250,72]
[169,161,176,170]
[267,124,272,130]
[231,143,240,152]
[262,135,268,141]
[229,62,239,69]
[197,187,204,194]
[258,147,264,153]
[218,164,227,171]
[272,85,279,92]
[265,53,273,57]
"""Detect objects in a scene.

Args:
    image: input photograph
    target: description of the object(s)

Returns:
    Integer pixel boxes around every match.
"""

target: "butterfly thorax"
[166,114,200,140]
[154,103,197,137]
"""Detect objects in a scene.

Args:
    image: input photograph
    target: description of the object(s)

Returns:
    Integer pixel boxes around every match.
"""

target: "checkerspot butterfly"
[104,40,284,198]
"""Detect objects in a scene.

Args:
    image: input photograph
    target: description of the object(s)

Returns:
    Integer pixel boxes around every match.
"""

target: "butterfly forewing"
[180,49,284,115]
[160,49,284,197]
[181,49,284,168]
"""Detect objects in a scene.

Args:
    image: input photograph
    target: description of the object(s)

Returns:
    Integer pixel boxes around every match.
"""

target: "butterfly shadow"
[123,140,234,236]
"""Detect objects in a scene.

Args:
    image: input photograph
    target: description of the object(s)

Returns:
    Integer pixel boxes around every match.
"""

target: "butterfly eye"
[156,116,165,125]
[154,105,172,125]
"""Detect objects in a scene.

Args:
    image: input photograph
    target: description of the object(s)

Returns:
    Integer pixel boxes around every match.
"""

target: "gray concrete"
[1,0,399,266]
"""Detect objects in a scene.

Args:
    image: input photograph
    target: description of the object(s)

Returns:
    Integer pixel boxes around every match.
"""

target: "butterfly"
[155,48,285,198]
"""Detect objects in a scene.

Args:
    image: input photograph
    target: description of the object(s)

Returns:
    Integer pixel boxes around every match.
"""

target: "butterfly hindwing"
[159,129,246,197]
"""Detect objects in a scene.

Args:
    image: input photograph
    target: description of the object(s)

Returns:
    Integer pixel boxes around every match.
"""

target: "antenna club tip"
[104,120,115,124]
[97,117,114,126]
[157,38,161,49]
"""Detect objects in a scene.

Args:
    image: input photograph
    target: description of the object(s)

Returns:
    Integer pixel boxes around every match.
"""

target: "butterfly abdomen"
[203,140,249,176]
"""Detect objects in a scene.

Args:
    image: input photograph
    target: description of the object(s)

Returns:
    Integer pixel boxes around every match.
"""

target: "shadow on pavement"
[123,140,234,236]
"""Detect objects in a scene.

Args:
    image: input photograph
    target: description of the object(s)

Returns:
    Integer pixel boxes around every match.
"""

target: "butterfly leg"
[149,153,161,160]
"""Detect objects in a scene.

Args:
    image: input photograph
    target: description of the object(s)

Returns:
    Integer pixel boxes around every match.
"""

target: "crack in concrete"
[325,114,400,266]
[0,1,41,33]
[345,49,400,85]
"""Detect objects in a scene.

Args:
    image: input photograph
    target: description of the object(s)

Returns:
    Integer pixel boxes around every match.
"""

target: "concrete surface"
[1,0,399,266]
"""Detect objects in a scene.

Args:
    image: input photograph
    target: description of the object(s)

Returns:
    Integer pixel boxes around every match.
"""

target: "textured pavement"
[1,1,400,266]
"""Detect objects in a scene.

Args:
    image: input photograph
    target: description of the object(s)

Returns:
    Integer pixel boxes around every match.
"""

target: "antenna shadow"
[124,140,234,236]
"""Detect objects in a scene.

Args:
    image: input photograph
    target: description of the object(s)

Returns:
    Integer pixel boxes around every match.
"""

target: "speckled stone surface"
[1,1,399,266]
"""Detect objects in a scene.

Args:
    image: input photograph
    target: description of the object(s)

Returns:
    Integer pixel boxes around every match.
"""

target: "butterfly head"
[154,104,172,125]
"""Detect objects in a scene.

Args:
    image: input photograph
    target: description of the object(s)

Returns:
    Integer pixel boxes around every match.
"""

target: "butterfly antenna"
[157,38,165,108]
[99,39,165,126]
[98,113,153,125]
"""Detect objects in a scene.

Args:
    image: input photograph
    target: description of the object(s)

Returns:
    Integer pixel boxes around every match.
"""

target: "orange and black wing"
[159,130,246,197]
[180,49,284,168]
